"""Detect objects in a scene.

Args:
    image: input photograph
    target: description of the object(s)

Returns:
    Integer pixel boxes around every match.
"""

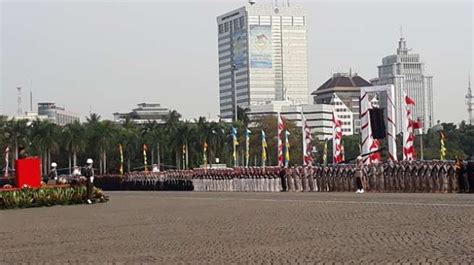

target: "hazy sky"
[1,0,472,123]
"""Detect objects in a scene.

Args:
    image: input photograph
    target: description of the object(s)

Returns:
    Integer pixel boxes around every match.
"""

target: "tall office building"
[371,37,434,133]
[217,2,309,120]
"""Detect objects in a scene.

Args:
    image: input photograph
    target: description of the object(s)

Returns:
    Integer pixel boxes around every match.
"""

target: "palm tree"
[237,106,251,126]
[62,121,86,173]
[141,121,164,168]
[85,114,116,174]
[86,113,101,124]
[30,119,59,175]
[116,118,139,173]
[164,110,182,167]
[5,119,30,160]
[96,120,116,174]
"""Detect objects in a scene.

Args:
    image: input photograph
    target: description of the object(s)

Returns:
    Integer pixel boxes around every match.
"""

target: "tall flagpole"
[301,109,306,165]
[4,146,9,177]
[245,129,251,167]
[277,113,285,167]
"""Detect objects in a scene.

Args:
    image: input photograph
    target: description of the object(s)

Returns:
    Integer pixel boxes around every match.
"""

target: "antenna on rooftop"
[466,74,473,125]
[16,87,23,116]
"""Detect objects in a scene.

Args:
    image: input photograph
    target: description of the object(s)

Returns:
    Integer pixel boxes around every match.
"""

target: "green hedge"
[0,186,108,209]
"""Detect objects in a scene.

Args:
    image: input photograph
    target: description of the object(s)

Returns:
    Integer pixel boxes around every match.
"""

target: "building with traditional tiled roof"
[312,72,372,133]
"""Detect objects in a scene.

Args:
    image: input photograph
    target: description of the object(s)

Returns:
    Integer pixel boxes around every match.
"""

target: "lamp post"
[232,64,238,122]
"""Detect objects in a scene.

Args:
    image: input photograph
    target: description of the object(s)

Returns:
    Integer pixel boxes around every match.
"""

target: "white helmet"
[51,162,57,168]
[86,158,93,164]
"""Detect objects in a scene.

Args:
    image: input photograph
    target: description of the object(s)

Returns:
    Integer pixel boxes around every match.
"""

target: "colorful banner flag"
[231,127,238,167]
[261,130,267,167]
[118,144,124,175]
[245,129,251,167]
[332,111,343,164]
[4,146,9,177]
[143,144,148,172]
[277,113,285,167]
[284,130,290,167]
[403,92,416,161]
[182,144,186,169]
[301,112,314,166]
[203,141,208,166]
[323,139,328,166]
[440,132,447,160]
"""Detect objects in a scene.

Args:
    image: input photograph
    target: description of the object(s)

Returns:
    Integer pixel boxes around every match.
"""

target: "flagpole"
[301,109,306,166]
[420,132,424,160]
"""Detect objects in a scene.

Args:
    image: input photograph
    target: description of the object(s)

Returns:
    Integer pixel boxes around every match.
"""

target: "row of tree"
[1,109,473,176]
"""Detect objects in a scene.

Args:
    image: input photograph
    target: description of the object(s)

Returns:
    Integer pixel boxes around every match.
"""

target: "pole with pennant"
[261,130,267,167]
[4,146,9,177]
[143,144,148,172]
[323,139,328,166]
[440,131,447,160]
[119,144,124,175]
[203,141,208,167]
[277,113,285,167]
[284,130,290,167]
[231,127,238,167]
[245,129,251,167]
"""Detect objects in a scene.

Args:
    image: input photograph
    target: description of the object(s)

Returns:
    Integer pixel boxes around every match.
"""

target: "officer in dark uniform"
[84,158,94,204]
[279,167,287,192]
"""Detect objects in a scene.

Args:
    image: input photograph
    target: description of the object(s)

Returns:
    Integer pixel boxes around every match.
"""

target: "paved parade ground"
[1,192,473,263]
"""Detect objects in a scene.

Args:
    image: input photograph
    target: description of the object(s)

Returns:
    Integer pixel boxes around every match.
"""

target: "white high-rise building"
[217,2,309,120]
[371,37,434,133]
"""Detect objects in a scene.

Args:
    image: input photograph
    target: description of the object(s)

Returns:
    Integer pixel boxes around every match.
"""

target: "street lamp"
[232,64,238,122]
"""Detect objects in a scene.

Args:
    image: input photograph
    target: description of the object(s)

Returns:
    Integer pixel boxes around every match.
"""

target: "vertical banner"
[440,132,446,160]
[277,113,285,167]
[249,25,272,69]
[118,144,124,175]
[323,140,328,166]
[261,130,267,167]
[284,130,291,168]
[245,129,251,167]
[302,112,314,166]
[332,111,343,164]
[203,141,208,167]
[4,146,9,177]
[403,92,416,161]
[143,144,148,172]
[231,127,239,167]
[182,144,186,170]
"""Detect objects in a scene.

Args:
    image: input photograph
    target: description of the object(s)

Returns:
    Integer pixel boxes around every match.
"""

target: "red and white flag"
[277,113,285,167]
[403,93,416,161]
[369,139,381,163]
[301,112,313,166]
[332,111,343,164]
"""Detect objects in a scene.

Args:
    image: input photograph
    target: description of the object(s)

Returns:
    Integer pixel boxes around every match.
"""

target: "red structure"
[15,158,41,188]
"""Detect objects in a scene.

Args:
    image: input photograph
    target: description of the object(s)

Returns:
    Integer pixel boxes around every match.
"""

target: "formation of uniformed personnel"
[114,160,467,193]
[192,167,282,192]
[124,170,193,191]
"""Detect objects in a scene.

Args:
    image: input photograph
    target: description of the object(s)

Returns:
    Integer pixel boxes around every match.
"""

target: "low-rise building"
[248,101,334,140]
[113,103,171,124]
[37,102,80,126]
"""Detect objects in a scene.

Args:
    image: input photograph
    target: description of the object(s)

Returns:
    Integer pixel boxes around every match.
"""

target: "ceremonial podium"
[15,158,41,188]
